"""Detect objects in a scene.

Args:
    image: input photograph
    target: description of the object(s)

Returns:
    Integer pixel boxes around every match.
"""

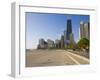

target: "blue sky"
[26,12,89,49]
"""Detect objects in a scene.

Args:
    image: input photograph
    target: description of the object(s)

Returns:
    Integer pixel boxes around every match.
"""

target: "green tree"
[77,38,89,50]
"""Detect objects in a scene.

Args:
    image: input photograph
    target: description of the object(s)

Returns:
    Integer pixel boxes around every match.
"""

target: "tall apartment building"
[66,19,72,40]
[80,21,89,40]
[61,35,64,48]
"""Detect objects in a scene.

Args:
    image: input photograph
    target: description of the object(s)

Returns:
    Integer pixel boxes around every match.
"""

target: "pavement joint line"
[67,51,90,63]
[65,53,80,65]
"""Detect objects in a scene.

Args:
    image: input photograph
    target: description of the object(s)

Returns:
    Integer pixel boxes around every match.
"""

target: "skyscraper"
[80,21,89,40]
[61,35,64,48]
[84,22,89,40]
[69,33,74,43]
[64,30,67,46]
[66,19,72,40]
[69,33,76,46]
[80,21,86,39]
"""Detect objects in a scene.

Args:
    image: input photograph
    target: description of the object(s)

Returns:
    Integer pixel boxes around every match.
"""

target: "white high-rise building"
[80,21,86,39]
[79,21,89,40]
[84,23,89,40]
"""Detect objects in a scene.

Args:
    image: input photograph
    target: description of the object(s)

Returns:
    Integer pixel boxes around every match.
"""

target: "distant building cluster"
[37,39,55,49]
[37,18,89,49]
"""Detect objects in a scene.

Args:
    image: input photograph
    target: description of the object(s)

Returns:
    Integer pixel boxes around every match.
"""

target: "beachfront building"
[79,21,89,40]
[55,39,61,49]
[47,39,55,49]
[37,38,47,49]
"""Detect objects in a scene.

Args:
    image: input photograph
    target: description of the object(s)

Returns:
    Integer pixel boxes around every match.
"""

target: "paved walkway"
[26,49,90,67]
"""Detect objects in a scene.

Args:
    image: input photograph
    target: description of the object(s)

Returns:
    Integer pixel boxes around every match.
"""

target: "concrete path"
[26,49,90,67]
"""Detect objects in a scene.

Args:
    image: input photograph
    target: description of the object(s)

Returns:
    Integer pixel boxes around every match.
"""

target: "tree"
[77,38,89,50]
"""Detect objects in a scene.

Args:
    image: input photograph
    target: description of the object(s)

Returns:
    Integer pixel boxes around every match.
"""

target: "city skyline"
[26,12,89,49]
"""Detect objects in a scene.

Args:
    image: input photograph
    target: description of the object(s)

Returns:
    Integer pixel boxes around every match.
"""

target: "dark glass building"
[66,19,72,40]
